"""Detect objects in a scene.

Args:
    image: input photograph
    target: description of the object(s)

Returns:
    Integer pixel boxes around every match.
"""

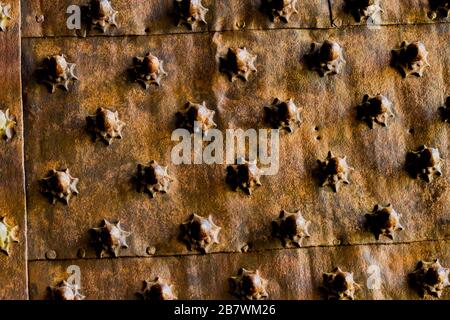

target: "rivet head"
[229,268,269,300]
[306,40,346,77]
[262,0,298,23]
[35,14,44,23]
[175,0,208,30]
[145,246,156,255]
[38,54,78,93]
[181,214,221,254]
[0,2,11,31]
[220,47,257,82]
[226,159,263,195]
[136,160,173,198]
[0,217,19,256]
[272,210,311,247]
[40,169,79,205]
[139,277,177,300]
[344,0,383,23]
[50,280,85,300]
[357,94,395,128]
[322,267,359,300]
[0,109,16,142]
[91,219,131,258]
[317,151,353,192]
[405,145,443,182]
[86,107,125,145]
[391,41,430,78]
[409,259,450,299]
[439,96,450,123]
[132,52,168,89]
[264,98,301,133]
[45,250,57,260]
[428,0,450,20]
[176,101,217,134]
[365,204,404,240]
[89,0,118,33]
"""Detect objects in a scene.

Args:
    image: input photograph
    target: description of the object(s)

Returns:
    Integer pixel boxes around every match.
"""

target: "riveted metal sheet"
[22,22,449,262]
[0,0,27,299]
[331,0,450,27]
[21,0,332,38]
[28,240,450,299]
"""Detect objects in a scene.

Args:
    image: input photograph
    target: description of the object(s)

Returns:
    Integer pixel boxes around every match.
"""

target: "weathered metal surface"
[0,0,27,300]
[22,23,449,262]
[331,0,450,27]
[0,1,444,300]
[21,0,332,38]
[28,240,450,300]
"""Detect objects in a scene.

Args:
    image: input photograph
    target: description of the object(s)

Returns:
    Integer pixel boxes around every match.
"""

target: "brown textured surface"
[28,240,450,300]
[0,1,448,300]
[0,0,27,300]
[22,23,450,262]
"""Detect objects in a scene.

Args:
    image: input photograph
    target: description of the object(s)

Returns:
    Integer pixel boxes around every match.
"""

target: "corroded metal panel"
[28,240,450,300]
[331,0,450,27]
[21,0,331,38]
[0,0,27,300]
[22,23,449,263]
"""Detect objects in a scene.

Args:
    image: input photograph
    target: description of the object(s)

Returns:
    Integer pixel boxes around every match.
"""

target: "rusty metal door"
[0,0,449,300]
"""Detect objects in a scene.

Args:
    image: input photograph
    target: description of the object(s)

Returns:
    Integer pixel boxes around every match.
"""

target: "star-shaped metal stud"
[365,204,404,240]
[357,94,395,128]
[305,40,346,77]
[139,277,177,300]
[439,96,450,123]
[175,0,208,30]
[0,2,11,31]
[264,98,301,133]
[261,0,298,23]
[344,0,383,23]
[405,145,443,183]
[0,217,19,256]
[272,210,311,248]
[131,52,168,89]
[409,259,450,299]
[176,101,217,134]
[428,0,450,20]
[226,159,263,195]
[220,47,257,82]
[0,109,16,142]
[37,54,78,93]
[89,0,118,33]
[136,161,173,198]
[317,151,353,192]
[322,267,360,300]
[86,107,125,145]
[229,268,269,300]
[40,169,79,205]
[91,219,131,258]
[50,280,85,300]
[391,41,430,78]
[180,214,221,254]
